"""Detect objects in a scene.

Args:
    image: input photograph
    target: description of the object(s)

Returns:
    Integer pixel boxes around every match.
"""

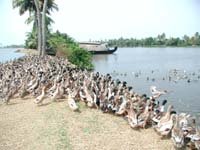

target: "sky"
[0,0,200,46]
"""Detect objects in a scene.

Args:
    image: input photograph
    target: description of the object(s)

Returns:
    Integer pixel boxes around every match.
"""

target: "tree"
[194,32,200,45]
[33,0,42,55]
[25,31,37,49]
[13,0,58,56]
[42,0,48,56]
[183,35,190,46]
[12,0,35,15]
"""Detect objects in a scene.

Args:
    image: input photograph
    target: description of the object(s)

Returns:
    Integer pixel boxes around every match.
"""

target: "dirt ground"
[0,97,174,150]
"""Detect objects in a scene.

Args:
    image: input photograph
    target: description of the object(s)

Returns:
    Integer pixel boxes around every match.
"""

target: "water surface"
[92,47,200,116]
[0,48,24,63]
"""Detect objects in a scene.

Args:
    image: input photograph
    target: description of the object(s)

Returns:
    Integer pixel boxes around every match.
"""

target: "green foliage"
[47,31,76,56]
[25,31,37,49]
[106,32,200,47]
[47,31,93,70]
[25,30,93,70]
[68,47,93,70]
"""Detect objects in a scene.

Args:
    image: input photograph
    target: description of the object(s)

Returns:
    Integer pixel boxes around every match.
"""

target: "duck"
[4,90,13,104]
[47,78,57,94]
[57,79,65,99]
[79,88,87,102]
[67,88,79,111]
[34,85,46,105]
[137,103,151,128]
[83,85,95,108]
[152,99,168,125]
[50,83,60,101]
[155,105,175,137]
[171,114,185,149]
[28,78,40,95]
[19,81,29,98]
[187,125,200,150]
[194,127,200,150]
[156,113,176,137]
[115,96,127,115]
[126,103,139,129]
[150,86,167,99]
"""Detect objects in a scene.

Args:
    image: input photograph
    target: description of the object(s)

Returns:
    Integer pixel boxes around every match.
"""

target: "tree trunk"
[34,0,42,56]
[41,0,48,57]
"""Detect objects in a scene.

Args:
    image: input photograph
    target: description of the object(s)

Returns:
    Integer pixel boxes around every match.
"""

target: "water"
[0,48,24,63]
[0,47,199,117]
[92,47,200,116]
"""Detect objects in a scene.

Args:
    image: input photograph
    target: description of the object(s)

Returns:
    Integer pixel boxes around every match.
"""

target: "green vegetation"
[25,30,93,70]
[48,31,93,70]
[13,0,58,56]
[68,47,93,70]
[13,0,93,70]
[106,32,200,47]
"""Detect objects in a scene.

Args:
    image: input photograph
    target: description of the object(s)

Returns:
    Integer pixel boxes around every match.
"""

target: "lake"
[92,47,200,117]
[0,48,24,63]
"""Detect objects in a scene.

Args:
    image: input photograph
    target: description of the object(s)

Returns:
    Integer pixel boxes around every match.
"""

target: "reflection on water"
[92,47,200,116]
[92,54,109,62]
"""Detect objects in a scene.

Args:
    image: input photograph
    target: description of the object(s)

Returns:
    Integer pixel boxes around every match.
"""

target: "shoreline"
[0,55,199,149]
[15,48,39,55]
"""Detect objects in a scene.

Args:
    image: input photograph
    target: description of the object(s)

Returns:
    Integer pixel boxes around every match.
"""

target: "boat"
[79,42,117,54]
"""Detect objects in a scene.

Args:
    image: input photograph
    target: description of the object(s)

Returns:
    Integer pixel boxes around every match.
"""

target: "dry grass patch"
[0,98,174,150]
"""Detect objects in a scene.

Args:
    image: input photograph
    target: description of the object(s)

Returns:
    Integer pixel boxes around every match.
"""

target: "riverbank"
[1,55,199,149]
[15,48,39,55]
[0,56,173,150]
[0,97,174,150]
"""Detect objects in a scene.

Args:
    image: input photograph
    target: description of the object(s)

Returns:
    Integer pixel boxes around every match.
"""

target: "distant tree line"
[105,32,200,47]
[2,44,24,48]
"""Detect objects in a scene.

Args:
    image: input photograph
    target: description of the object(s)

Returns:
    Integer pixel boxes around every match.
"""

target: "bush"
[69,47,93,70]
[25,30,94,70]
[48,31,93,70]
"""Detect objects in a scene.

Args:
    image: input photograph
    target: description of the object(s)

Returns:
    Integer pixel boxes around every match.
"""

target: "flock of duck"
[112,69,200,84]
[0,55,200,149]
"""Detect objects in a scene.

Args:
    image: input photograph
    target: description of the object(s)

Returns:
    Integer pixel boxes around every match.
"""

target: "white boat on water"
[79,42,117,54]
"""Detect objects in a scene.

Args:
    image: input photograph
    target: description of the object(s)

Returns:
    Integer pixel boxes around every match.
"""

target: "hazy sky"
[0,0,199,46]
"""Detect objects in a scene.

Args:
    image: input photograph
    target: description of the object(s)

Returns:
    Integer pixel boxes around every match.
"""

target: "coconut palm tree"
[33,0,42,55]
[41,0,48,56]
[12,0,58,55]
[34,0,58,56]
[12,0,35,15]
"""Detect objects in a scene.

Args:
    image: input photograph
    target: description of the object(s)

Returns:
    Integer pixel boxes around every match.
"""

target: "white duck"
[34,86,46,105]
[155,105,175,136]
[150,86,167,99]
[171,114,185,149]
[67,88,79,111]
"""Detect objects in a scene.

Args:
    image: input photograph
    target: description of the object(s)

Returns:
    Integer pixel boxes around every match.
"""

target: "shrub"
[25,30,94,70]
[68,47,93,70]
[48,31,93,70]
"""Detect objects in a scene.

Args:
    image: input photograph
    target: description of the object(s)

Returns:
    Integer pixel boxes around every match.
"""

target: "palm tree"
[12,0,35,15]
[33,0,58,55]
[42,0,48,56]
[13,0,58,55]
[33,0,42,55]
